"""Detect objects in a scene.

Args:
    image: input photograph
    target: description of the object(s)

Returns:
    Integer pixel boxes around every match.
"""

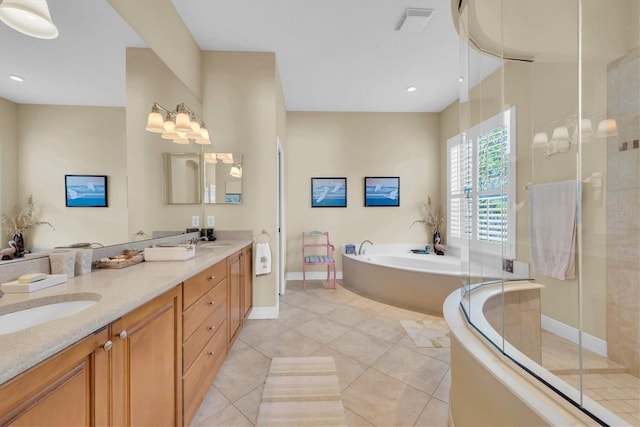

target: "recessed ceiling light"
[9,75,25,82]
[406,86,417,93]
[459,77,464,83]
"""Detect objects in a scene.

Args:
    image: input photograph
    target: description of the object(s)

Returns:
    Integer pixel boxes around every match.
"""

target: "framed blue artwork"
[364,176,400,207]
[311,177,347,207]
[65,175,108,207]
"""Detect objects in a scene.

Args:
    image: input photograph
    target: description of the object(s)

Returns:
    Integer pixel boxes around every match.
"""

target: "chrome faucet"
[358,240,373,255]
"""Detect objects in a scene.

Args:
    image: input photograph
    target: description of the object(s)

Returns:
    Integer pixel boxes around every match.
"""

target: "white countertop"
[0,239,252,385]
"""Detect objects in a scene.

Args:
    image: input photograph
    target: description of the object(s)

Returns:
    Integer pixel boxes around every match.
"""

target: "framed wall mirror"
[203,153,243,204]
[162,152,202,204]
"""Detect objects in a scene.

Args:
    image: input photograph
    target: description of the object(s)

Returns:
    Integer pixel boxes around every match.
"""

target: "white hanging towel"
[529,180,577,280]
[255,242,272,276]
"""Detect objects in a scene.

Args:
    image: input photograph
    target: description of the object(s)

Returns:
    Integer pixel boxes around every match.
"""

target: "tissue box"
[144,245,195,261]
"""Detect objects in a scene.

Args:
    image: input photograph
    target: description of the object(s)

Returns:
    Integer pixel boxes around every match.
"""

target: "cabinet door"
[241,245,253,319]
[111,288,182,427]
[228,251,242,345]
[0,327,110,426]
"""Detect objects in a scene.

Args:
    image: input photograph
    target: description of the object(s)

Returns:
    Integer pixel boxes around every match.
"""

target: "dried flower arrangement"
[411,195,445,234]
[1,195,54,237]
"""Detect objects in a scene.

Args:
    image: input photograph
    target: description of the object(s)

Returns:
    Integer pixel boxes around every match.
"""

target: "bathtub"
[342,244,527,315]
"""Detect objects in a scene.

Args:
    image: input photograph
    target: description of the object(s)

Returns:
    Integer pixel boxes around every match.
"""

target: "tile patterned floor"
[191,280,450,427]
[542,331,640,425]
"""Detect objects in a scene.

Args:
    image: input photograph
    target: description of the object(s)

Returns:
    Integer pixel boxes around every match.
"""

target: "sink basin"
[0,294,100,336]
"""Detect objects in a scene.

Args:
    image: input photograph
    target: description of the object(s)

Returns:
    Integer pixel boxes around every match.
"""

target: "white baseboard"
[286,271,343,281]
[247,305,279,320]
[541,315,607,358]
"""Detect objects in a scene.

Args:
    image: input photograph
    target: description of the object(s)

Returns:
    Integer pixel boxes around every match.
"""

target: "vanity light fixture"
[145,102,211,145]
[0,0,58,39]
[594,119,618,138]
[533,116,619,157]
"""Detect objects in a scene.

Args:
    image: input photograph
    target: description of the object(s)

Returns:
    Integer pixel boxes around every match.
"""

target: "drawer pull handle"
[119,330,128,340]
[102,340,113,352]
[208,275,215,281]
[209,351,215,357]
[208,326,215,331]
[209,301,215,306]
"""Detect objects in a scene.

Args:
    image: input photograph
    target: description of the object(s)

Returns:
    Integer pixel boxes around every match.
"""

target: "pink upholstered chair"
[302,231,336,290]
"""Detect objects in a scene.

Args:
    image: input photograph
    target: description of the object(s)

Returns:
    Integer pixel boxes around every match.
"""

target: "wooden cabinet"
[0,327,111,426]
[0,288,182,427]
[241,245,253,319]
[0,244,251,427]
[182,260,228,426]
[228,244,254,347]
[111,287,182,427]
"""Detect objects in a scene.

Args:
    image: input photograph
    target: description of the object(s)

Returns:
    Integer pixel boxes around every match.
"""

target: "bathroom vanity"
[0,240,253,426]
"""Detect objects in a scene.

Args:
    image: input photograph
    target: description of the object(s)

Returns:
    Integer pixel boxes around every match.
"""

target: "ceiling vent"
[396,8,435,32]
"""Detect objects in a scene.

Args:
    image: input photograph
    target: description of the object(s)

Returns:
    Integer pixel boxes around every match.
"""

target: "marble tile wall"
[606,48,640,377]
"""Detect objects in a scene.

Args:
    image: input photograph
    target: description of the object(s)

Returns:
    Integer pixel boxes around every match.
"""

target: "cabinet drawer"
[183,260,227,309]
[183,302,226,372]
[183,320,227,425]
[183,277,227,340]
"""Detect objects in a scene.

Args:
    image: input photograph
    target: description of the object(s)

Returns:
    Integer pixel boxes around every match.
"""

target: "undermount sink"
[0,293,100,336]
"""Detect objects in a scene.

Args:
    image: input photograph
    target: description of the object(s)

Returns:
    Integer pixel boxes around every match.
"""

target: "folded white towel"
[529,180,577,280]
[255,242,272,276]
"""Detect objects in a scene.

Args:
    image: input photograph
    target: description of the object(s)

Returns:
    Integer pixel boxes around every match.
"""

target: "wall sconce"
[229,163,242,178]
[145,102,211,145]
[0,0,58,39]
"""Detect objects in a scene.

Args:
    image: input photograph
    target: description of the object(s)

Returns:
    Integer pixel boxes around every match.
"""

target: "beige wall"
[126,48,204,236]
[286,112,440,273]
[109,0,202,99]
[0,98,18,247]
[201,51,279,308]
[440,60,608,339]
[16,105,128,249]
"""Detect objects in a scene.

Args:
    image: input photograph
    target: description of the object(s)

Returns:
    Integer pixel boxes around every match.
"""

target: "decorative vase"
[13,233,25,258]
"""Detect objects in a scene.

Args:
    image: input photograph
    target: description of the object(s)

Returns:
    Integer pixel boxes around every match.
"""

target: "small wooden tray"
[93,254,144,269]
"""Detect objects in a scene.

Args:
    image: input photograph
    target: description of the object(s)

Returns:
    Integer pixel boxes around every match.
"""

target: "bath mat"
[256,356,347,427]
[400,319,451,348]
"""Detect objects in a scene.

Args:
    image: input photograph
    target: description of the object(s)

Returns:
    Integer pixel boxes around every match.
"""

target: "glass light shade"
[190,114,201,133]
[204,153,217,164]
[173,137,190,145]
[532,132,548,146]
[161,129,186,140]
[230,165,242,178]
[145,110,164,133]
[595,119,619,138]
[195,127,211,145]
[163,112,175,132]
[221,153,234,164]
[174,106,193,134]
[550,126,570,142]
[0,0,58,39]
[571,119,593,143]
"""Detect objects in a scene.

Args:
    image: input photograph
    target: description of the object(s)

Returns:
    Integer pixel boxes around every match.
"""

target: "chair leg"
[302,264,306,290]
[333,262,336,289]
[326,265,330,281]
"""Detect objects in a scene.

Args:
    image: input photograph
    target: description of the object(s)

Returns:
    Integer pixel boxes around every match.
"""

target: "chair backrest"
[302,231,332,257]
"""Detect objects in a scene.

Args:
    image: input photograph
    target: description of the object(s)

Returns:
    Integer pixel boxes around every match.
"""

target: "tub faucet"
[358,240,373,255]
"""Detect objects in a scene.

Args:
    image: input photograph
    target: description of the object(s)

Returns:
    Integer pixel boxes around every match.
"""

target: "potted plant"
[1,195,54,257]
[411,195,446,250]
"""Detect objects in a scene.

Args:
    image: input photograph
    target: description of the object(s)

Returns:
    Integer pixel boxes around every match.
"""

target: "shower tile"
[606,269,619,305]
[618,269,640,311]
[607,303,620,345]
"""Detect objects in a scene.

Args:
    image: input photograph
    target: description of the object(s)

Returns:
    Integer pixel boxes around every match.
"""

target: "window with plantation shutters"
[447,107,516,258]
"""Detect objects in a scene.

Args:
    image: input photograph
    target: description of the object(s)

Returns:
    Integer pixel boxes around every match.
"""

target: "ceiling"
[0,0,501,112]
